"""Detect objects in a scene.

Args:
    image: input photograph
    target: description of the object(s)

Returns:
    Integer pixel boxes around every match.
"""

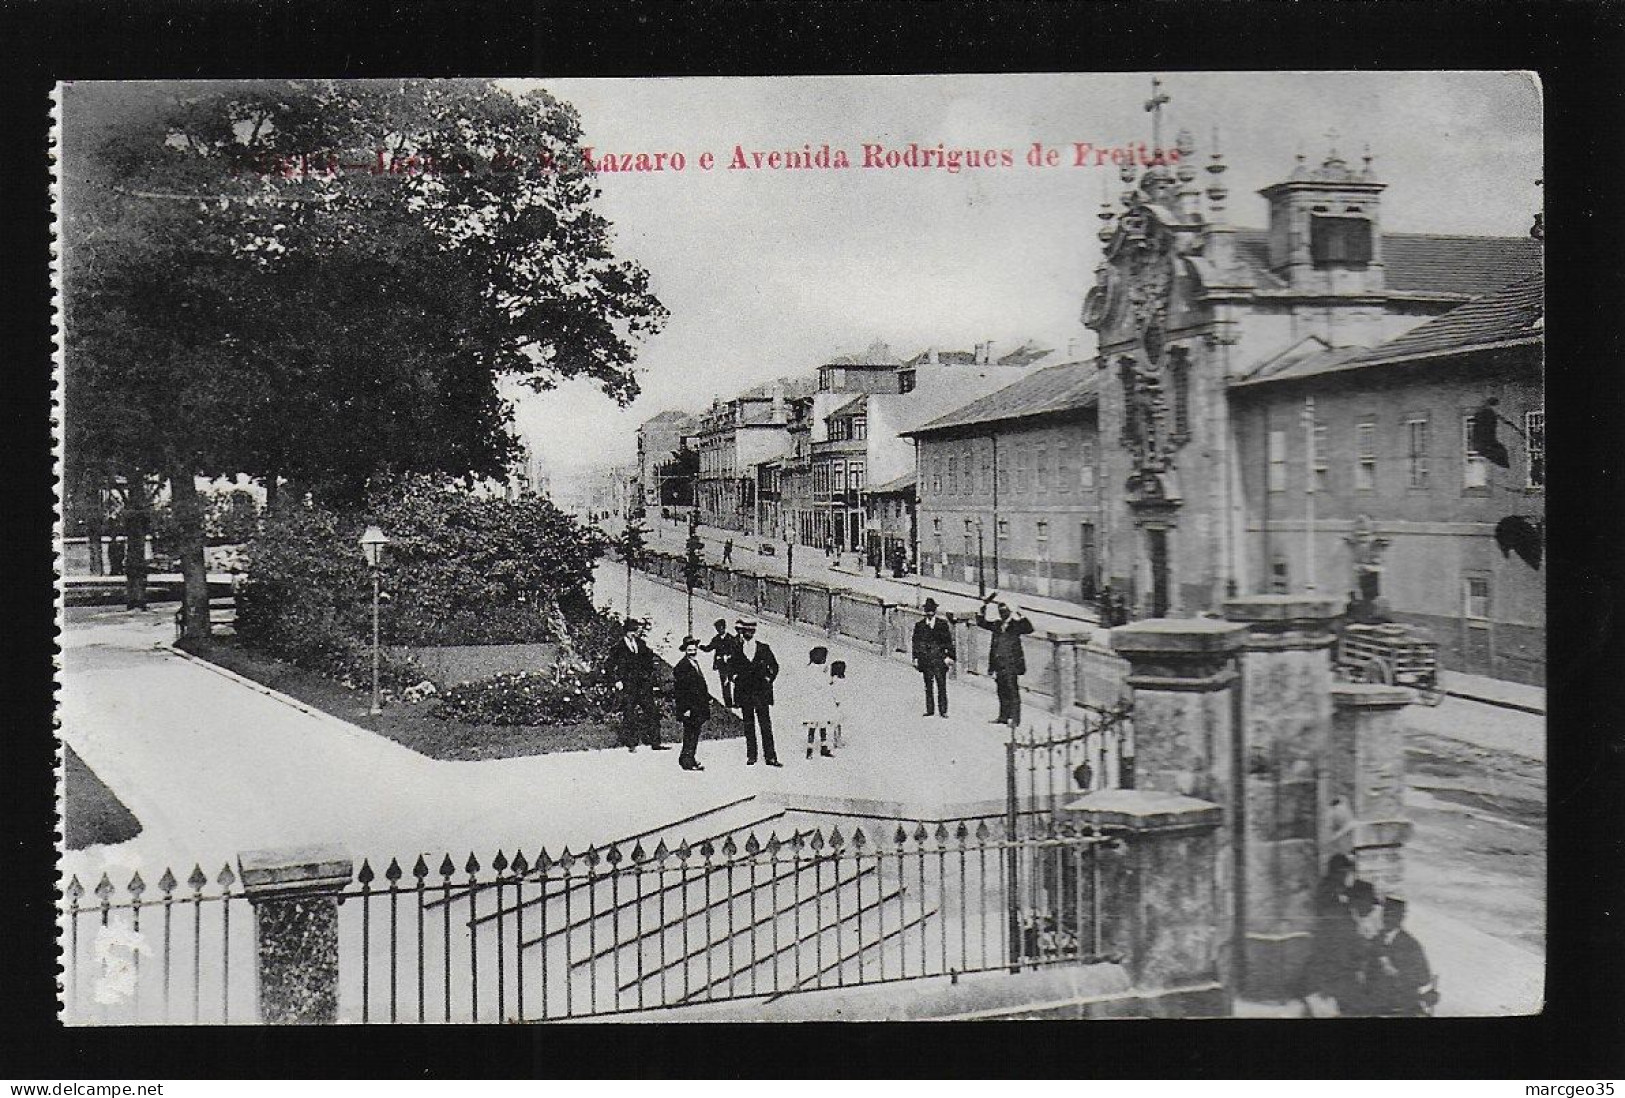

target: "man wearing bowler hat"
[728,618,782,766]
[911,598,955,718]
[979,592,1035,727]
[672,636,710,771]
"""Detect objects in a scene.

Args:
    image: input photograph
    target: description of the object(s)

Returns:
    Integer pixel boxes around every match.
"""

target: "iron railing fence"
[60,820,1118,1025]
[336,820,1114,1023]
[60,864,256,1026]
[1006,703,1136,840]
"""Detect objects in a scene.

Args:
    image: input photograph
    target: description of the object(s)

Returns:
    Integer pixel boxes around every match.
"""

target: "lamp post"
[975,516,987,598]
[783,519,795,583]
[359,524,389,717]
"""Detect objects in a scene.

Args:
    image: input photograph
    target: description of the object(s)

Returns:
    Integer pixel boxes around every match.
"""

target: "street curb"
[162,641,421,758]
[1441,689,1544,716]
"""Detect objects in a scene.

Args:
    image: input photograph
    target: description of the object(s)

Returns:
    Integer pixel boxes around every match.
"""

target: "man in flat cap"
[911,598,955,718]
[728,618,782,766]
[698,617,741,708]
[1354,896,1436,1016]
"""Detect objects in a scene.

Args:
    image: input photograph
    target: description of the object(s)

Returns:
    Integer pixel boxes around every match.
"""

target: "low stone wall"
[624,554,1124,720]
[386,643,563,687]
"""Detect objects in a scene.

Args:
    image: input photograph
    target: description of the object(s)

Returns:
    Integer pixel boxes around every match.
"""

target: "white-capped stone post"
[1063,788,1229,1016]
[1108,617,1247,988]
[238,845,355,1024]
[1328,683,1414,896]
[1222,594,1342,1000]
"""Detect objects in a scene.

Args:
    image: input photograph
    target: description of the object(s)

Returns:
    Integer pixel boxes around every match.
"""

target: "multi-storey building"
[1229,276,1543,681]
[695,377,812,533]
[634,410,697,508]
[1074,90,1542,679]
[904,360,1104,600]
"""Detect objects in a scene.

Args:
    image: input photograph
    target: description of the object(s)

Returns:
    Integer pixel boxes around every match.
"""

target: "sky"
[499,72,1543,473]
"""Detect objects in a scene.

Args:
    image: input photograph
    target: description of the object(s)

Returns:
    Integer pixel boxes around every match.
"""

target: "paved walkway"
[640,516,1101,633]
[59,567,1542,1017]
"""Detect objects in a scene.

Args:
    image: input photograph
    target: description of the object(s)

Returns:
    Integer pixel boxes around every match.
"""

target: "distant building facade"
[1229,277,1544,682]
[635,410,697,508]
[696,378,811,533]
[1076,100,1541,679]
[905,361,1104,600]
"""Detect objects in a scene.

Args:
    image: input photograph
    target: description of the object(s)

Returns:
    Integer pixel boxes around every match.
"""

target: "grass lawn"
[62,744,143,850]
[181,636,747,761]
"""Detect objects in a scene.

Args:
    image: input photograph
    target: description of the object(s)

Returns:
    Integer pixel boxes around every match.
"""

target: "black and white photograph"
[52,70,1548,1027]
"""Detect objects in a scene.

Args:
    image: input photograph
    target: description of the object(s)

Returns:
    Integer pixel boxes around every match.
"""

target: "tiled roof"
[640,409,694,428]
[736,375,817,402]
[903,362,1099,437]
[868,471,917,494]
[829,393,869,418]
[902,349,981,368]
[996,340,1056,367]
[826,340,902,367]
[1233,276,1543,388]
[1232,229,1542,298]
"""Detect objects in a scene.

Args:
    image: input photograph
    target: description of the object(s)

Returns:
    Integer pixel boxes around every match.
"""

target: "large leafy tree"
[62,79,667,639]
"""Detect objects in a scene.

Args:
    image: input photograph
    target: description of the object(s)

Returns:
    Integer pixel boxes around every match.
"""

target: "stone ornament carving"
[1344,514,1391,568]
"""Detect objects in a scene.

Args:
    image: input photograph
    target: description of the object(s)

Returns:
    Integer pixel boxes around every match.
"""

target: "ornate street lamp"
[359,524,389,717]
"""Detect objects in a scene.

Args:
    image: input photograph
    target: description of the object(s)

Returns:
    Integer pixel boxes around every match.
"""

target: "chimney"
[983,340,998,365]
[974,342,986,365]
[928,346,939,366]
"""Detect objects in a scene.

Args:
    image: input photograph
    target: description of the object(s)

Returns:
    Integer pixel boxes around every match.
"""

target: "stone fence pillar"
[1108,618,1246,988]
[1329,684,1414,897]
[1222,595,1341,1000]
[239,844,354,1024]
[1064,789,1229,1015]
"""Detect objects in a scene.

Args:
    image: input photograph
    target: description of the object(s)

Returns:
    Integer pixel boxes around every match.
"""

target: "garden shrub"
[236,474,608,678]
[431,661,622,726]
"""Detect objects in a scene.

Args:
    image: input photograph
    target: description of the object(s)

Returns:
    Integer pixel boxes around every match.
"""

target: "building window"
[1169,352,1191,438]
[1356,422,1377,491]
[1463,576,1491,620]
[1526,409,1545,488]
[930,456,942,495]
[849,462,864,491]
[1036,520,1048,551]
[963,519,974,560]
[830,367,846,390]
[978,452,992,495]
[853,415,867,441]
[946,455,958,495]
[1310,216,1373,266]
[1036,444,1052,492]
[1462,415,1489,489]
[1406,418,1430,489]
[1080,441,1096,490]
[1311,423,1329,493]
[1270,557,1290,594]
[997,518,1010,541]
[1267,429,1287,492]
[1016,447,1030,492]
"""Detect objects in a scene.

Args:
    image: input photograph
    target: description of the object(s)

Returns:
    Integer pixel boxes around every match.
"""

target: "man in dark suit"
[911,597,956,718]
[672,636,710,771]
[698,617,741,707]
[978,593,1035,727]
[603,619,667,752]
[728,618,782,766]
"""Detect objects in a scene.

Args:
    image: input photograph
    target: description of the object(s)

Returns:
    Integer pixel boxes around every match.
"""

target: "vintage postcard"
[54,72,1544,1024]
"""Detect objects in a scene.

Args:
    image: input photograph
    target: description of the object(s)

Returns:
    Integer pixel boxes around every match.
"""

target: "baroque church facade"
[1084,103,1542,680]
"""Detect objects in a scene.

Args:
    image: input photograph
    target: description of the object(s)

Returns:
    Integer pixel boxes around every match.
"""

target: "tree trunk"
[264,470,279,512]
[85,471,106,576]
[122,471,149,609]
[168,463,212,645]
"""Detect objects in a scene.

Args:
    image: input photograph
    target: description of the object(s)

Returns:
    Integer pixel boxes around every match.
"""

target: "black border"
[4,0,1623,1081]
